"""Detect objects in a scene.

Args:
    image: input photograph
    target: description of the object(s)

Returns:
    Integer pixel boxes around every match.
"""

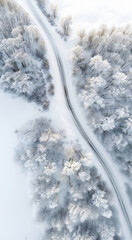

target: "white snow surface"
[0,92,43,240]
[48,0,132,32]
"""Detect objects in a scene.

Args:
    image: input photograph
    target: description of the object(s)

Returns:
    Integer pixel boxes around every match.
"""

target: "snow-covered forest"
[0,0,54,109]
[72,25,132,178]
[1,0,131,239]
[16,118,121,240]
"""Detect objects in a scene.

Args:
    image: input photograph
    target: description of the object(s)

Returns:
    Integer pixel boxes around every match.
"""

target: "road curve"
[25,0,132,238]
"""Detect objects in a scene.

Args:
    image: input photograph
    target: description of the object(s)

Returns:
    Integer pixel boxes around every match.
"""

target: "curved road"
[23,0,132,238]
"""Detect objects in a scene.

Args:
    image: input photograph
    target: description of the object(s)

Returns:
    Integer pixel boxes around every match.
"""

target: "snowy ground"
[0,92,43,240]
[49,0,132,31]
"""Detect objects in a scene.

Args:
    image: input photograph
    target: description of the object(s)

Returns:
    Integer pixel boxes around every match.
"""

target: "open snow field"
[50,0,132,31]
[0,92,42,240]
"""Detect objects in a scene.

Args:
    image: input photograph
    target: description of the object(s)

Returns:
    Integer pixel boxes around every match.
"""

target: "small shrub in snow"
[60,15,72,36]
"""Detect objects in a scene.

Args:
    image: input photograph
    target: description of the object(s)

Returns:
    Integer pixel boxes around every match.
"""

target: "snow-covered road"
[17,0,132,239]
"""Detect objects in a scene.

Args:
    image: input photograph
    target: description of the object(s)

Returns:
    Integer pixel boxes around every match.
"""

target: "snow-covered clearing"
[50,0,132,31]
[0,92,43,240]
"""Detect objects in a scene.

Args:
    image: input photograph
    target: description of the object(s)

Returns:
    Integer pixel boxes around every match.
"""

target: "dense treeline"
[0,0,54,109]
[72,25,132,177]
[16,118,121,240]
